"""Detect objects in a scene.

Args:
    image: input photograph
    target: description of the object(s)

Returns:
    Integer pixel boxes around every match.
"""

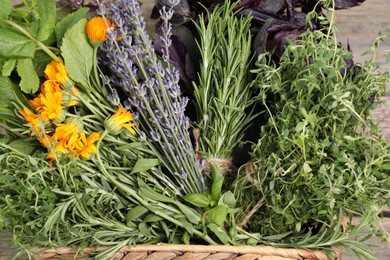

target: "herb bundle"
[0,0,389,259]
[192,1,256,170]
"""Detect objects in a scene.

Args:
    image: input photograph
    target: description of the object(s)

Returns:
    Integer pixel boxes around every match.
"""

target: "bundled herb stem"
[193,1,256,163]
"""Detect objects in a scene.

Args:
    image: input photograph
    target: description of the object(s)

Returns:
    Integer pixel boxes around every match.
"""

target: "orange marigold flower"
[47,141,69,160]
[41,80,62,95]
[44,59,74,90]
[19,107,43,136]
[74,131,101,159]
[86,16,115,46]
[104,105,136,135]
[30,91,65,122]
[53,118,83,149]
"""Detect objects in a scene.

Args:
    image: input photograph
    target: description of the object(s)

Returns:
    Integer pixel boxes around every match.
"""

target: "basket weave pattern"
[31,244,338,260]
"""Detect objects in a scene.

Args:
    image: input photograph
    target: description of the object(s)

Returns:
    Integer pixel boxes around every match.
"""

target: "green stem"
[2,19,60,62]
[94,131,217,245]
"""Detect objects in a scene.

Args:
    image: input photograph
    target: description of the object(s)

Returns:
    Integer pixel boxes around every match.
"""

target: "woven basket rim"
[31,243,342,260]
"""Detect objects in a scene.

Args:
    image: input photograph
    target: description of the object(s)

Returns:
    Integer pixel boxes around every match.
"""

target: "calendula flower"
[41,80,62,95]
[53,118,83,149]
[104,105,136,135]
[44,59,74,90]
[74,131,101,159]
[86,16,115,47]
[41,80,77,107]
[47,141,69,160]
[30,91,66,123]
[19,107,43,136]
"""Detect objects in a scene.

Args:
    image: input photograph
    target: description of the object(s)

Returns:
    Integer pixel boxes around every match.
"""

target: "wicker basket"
[31,244,342,260]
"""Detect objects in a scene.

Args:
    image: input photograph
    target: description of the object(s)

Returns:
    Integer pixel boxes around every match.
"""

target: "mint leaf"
[0,28,36,59]
[2,59,17,77]
[0,0,11,19]
[17,58,40,93]
[55,7,88,47]
[0,76,16,107]
[33,0,56,41]
[61,19,93,89]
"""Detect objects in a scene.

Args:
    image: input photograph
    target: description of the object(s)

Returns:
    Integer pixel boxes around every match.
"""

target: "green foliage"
[235,29,390,242]
[33,0,56,41]
[193,1,256,160]
[16,58,40,93]
[0,0,11,19]
[60,18,93,89]
[0,76,16,107]
[0,27,36,59]
[55,7,89,47]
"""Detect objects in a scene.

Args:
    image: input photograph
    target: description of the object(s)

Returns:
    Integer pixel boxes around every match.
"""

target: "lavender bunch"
[98,0,205,195]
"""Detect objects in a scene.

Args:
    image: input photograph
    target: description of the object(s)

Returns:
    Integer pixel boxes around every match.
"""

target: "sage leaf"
[34,0,56,41]
[61,18,93,89]
[0,28,36,59]
[0,0,11,19]
[17,58,40,93]
[55,7,89,47]
[131,158,160,173]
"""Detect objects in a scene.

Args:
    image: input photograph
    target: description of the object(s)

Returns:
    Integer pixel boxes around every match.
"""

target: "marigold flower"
[74,131,101,159]
[19,107,43,136]
[41,80,62,95]
[47,141,69,160]
[53,118,83,149]
[30,91,65,122]
[104,105,136,135]
[44,59,74,90]
[86,16,115,46]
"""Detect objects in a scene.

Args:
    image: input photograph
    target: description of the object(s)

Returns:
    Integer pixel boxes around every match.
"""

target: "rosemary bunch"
[193,1,256,167]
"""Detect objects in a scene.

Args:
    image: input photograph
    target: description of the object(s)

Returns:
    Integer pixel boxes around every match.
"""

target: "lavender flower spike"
[98,0,205,194]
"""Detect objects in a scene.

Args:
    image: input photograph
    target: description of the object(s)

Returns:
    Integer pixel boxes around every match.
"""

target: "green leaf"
[0,0,11,19]
[60,18,93,89]
[131,158,160,174]
[8,139,37,155]
[1,59,17,77]
[126,205,148,224]
[184,193,210,207]
[33,50,52,77]
[33,0,56,41]
[0,76,16,107]
[218,191,236,208]
[138,222,152,238]
[211,163,224,201]
[0,28,36,59]
[17,58,40,93]
[207,223,231,244]
[55,7,88,47]
[207,205,228,227]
